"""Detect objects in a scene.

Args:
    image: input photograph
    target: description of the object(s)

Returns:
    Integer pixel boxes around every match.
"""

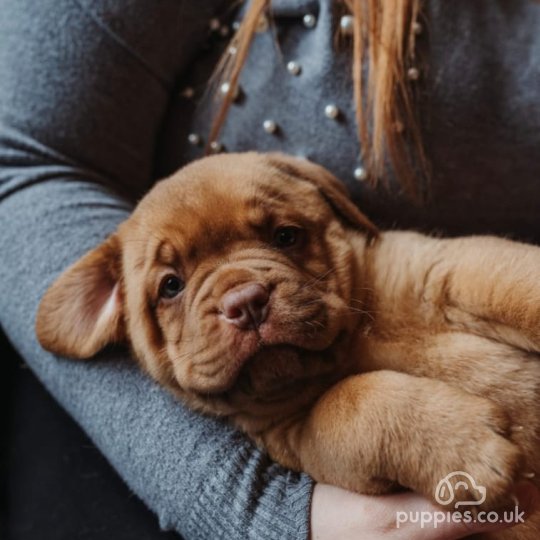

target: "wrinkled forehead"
[123,155,321,259]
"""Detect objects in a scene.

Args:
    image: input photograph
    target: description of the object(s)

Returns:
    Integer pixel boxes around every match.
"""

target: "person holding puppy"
[1,0,539,539]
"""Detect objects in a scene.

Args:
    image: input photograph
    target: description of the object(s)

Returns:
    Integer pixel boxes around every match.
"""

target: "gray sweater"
[0,0,539,538]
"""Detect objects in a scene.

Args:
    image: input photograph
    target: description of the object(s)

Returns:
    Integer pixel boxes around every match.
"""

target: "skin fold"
[36,152,540,539]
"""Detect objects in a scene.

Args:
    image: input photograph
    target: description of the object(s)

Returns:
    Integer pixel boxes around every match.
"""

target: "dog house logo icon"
[435,471,487,508]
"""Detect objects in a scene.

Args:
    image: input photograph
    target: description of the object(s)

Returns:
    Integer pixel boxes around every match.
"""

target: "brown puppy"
[36,153,540,539]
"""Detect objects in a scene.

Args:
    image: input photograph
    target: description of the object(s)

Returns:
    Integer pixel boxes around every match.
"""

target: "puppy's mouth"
[182,291,345,395]
[183,320,342,397]
[234,344,305,395]
[229,319,318,368]
[219,322,343,395]
[222,327,292,387]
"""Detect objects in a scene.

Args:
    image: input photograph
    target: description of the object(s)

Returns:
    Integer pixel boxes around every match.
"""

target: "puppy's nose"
[221,283,269,329]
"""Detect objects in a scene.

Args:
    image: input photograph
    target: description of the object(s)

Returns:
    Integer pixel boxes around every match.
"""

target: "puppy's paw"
[424,397,524,512]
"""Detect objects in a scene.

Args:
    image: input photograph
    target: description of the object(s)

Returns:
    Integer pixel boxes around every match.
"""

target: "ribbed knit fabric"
[1,0,539,538]
[0,0,312,537]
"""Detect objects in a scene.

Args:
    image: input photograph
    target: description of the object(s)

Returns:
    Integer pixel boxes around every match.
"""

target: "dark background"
[0,332,180,540]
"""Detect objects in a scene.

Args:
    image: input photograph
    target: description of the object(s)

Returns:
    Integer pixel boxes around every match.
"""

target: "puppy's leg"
[362,333,540,484]
[266,370,523,510]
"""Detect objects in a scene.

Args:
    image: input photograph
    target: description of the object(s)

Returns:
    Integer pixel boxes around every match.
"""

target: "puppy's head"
[36,153,377,396]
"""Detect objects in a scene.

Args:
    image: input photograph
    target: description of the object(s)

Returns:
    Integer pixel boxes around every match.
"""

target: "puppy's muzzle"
[220,282,270,330]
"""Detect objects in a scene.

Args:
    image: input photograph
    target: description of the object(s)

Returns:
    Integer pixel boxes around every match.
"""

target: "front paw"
[418,396,524,511]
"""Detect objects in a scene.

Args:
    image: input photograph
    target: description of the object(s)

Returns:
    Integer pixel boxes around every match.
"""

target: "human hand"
[310,482,539,540]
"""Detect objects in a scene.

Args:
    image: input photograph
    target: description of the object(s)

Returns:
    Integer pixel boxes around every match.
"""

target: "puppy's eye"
[159,275,185,299]
[273,226,303,248]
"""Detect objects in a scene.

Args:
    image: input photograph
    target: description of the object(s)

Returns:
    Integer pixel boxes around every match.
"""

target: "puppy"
[36,153,540,539]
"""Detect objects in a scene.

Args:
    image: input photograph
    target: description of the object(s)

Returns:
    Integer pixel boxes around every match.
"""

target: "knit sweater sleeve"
[0,0,313,537]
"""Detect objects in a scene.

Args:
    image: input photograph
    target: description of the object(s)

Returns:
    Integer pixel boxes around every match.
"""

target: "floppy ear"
[266,153,379,238]
[36,234,125,359]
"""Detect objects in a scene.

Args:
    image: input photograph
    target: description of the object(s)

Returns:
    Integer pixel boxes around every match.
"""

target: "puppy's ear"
[36,234,124,359]
[266,153,379,238]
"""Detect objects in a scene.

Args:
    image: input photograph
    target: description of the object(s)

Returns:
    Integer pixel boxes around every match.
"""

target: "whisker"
[310,320,326,330]
[345,305,376,321]
[300,267,335,291]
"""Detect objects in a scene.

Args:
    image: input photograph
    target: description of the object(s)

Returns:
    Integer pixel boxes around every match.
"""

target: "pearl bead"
[354,166,367,181]
[228,45,238,55]
[287,61,301,76]
[263,120,278,134]
[407,67,420,80]
[324,104,340,119]
[188,133,201,146]
[180,87,195,99]
[220,82,240,100]
[220,82,231,94]
[219,25,230,38]
[412,21,422,35]
[209,18,220,31]
[303,14,317,28]
[232,21,241,31]
[209,141,223,153]
[340,15,354,35]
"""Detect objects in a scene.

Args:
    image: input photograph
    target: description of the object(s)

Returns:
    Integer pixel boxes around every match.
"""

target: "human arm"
[0,0,313,536]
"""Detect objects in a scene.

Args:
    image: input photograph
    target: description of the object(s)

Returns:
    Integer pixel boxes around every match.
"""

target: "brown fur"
[36,153,540,538]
